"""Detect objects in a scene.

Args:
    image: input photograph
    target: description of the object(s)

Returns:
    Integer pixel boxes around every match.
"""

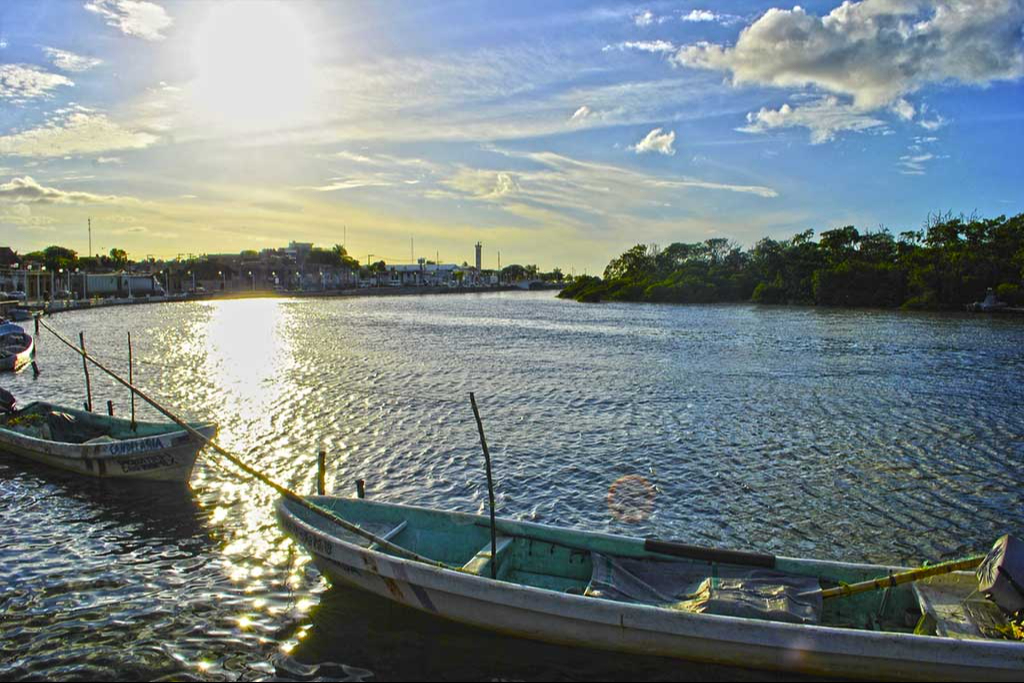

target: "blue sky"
[1,0,1022,273]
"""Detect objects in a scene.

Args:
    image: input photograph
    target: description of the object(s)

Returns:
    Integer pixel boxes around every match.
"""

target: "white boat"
[0,401,217,482]
[0,322,34,372]
[278,497,1024,681]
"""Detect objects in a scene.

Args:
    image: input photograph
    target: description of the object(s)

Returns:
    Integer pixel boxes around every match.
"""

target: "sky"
[1,0,1022,273]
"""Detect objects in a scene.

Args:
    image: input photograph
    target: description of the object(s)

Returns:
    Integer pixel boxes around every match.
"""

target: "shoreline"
[26,284,559,317]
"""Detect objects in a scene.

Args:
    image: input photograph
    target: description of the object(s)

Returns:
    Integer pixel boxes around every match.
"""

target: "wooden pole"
[107,400,114,416]
[356,479,365,499]
[469,392,498,580]
[811,555,986,600]
[128,331,136,431]
[317,448,326,495]
[79,332,92,412]
[38,317,447,568]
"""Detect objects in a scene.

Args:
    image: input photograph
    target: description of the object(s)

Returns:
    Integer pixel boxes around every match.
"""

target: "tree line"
[559,212,1024,310]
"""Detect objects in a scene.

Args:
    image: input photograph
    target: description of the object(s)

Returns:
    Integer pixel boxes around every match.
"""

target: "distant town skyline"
[2,1,1023,274]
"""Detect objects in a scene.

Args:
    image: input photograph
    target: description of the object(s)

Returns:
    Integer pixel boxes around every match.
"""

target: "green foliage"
[559,212,1024,310]
[108,248,128,266]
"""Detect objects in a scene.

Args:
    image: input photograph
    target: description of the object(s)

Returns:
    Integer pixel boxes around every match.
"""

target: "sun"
[192,1,318,131]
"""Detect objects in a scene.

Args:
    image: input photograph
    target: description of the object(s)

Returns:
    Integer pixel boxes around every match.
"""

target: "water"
[2,292,1022,680]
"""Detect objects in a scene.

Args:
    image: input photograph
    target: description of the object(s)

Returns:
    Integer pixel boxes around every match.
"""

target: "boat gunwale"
[278,496,1024,659]
[0,401,216,459]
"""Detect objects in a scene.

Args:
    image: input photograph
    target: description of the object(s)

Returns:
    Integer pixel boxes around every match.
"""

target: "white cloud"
[95,156,123,164]
[43,47,103,72]
[604,40,676,54]
[0,176,127,203]
[0,64,73,103]
[0,203,58,226]
[84,0,173,41]
[675,1,1024,110]
[897,153,943,175]
[739,96,886,144]
[454,149,777,215]
[0,109,158,157]
[569,105,593,124]
[681,10,741,24]
[446,169,521,199]
[891,98,916,121]
[634,10,655,27]
[631,127,676,155]
[919,115,949,131]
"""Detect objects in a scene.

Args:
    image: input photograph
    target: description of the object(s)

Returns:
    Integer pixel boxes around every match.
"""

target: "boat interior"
[0,401,201,443]
[288,497,1014,641]
[0,326,32,357]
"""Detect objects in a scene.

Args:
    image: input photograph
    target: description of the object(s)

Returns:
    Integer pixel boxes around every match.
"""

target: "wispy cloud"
[0,107,158,157]
[0,203,59,226]
[43,47,103,72]
[604,40,676,54]
[84,0,173,41]
[569,105,593,124]
[681,9,742,25]
[441,148,777,229]
[0,176,130,203]
[0,64,73,103]
[739,96,886,144]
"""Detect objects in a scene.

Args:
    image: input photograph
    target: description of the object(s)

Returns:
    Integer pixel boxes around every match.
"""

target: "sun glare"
[192,1,318,130]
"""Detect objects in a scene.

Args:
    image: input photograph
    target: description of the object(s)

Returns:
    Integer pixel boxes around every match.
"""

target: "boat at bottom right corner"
[277,496,1024,682]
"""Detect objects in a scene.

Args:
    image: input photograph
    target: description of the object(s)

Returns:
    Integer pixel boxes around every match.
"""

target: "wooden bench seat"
[462,536,514,577]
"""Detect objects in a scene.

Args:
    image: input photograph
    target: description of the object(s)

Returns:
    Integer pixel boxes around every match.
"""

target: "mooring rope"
[37,317,452,570]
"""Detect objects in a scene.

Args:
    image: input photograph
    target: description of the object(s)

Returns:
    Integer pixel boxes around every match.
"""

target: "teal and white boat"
[0,401,217,482]
[278,496,1024,681]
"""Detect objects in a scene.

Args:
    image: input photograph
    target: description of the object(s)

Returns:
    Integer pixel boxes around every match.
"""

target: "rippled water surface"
[2,292,1023,680]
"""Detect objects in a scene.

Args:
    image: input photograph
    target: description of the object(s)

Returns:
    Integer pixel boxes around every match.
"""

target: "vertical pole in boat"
[107,400,114,416]
[469,392,497,580]
[79,332,93,412]
[317,447,326,495]
[128,331,136,431]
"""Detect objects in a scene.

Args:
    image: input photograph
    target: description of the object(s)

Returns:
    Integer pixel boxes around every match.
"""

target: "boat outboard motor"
[977,535,1024,615]
[0,386,15,413]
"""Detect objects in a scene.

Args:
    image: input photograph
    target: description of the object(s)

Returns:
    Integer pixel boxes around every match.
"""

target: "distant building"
[475,242,482,271]
[75,273,163,298]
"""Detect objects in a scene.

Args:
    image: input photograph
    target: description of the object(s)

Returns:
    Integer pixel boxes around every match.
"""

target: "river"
[2,291,1022,680]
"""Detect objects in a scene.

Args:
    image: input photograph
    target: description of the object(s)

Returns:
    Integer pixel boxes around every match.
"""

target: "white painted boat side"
[279,502,1024,681]
[0,423,216,482]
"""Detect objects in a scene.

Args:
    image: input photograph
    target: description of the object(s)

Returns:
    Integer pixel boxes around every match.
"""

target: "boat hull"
[0,344,33,372]
[279,499,1024,682]
[0,407,216,482]
[0,325,34,372]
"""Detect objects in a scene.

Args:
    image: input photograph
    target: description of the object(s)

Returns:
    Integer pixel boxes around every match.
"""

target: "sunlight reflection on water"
[1,292,1022,681]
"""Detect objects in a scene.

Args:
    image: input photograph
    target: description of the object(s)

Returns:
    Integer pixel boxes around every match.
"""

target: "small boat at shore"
[278,497,1024,681]
[0,401,216,482]
[0,322,34,372]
